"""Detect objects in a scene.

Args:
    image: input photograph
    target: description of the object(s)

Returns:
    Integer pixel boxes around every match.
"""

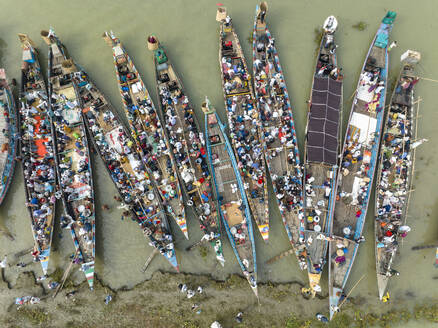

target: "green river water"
[0,0,436,326]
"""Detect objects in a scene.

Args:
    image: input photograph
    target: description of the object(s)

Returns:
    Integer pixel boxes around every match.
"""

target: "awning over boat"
[349,112,377,145]
[307,77,342,165]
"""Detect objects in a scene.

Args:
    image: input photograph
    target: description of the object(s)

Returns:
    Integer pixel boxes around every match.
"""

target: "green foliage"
[329,313,352,328]
[198,245,209,259]
[414,304,438,322]
[352,22,368,31]
[182,320,201,328]
[17,307,50,325]
[49,267,63,282]
[285,313,312,328]
[215,274,246,290]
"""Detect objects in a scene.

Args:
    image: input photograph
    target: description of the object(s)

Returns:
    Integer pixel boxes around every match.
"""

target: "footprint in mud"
[405,290,415,298]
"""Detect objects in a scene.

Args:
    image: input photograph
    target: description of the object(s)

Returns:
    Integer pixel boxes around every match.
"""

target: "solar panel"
[306,77,342,165]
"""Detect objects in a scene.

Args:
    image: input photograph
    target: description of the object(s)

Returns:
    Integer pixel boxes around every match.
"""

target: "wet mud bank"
[1,269,437,328]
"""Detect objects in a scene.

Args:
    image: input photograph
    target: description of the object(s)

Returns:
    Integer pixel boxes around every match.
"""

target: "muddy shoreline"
[1,267,437,328]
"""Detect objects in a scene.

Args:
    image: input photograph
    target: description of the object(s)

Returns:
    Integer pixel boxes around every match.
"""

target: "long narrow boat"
[375,50,421,299]
[216,6,269,241]
[147,36,224,265]
[102,32,187,240]
[203,98,257,296]
[328,12,396,318]
[73,64,179,271]
[42,29,96,287]
[0,69,18,205]
[303,16,343,295]
[18,34,56,275]
[252,2,306,266]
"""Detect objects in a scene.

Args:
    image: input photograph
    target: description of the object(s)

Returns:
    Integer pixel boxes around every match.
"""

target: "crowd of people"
[159,85,210,192]
[224,92,265,198]
[74,71,175,261]
[253,30,303,220]
[338,66,387,210]
[46,50,95,271]
[375,75,418,267]
[114,46,182,215]
[157,73,222,249]
[20,55,56,266]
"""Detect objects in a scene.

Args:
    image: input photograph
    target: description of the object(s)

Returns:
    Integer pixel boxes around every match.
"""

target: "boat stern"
[257,223,269,242]
[147,35,159,51]
[329,286,343,320]
[323,16,338,33]
[82,261,95,290]
[213,239,225,266]
[166,251,179,272]
[216,6,227,22]
[174,214,189,239]
[39,248,51,275]
[308,272,322,296]
[40,258,49,276]
[102,31,118,47]
[377,274,389,300]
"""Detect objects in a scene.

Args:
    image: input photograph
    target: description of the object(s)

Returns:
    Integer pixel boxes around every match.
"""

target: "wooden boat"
[216,6,269,241]
[18,34,55,275]
[303,16,343,295]
[42,29,96,287]
[147,35,224,265]
[102,32,187,240]
[203,98,257,296]
[375,50,421,299]
[0,68,18,205]
[73,63,179,271]
[328,12,396,318]
[252,2,305,266]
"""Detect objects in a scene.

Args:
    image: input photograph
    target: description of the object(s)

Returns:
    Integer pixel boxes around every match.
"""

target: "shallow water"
[0,0,437,323]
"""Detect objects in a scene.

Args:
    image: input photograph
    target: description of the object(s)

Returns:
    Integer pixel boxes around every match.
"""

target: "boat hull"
[329,12,396,318]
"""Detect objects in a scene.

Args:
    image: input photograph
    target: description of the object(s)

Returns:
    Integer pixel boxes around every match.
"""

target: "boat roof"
[307,76,342,165]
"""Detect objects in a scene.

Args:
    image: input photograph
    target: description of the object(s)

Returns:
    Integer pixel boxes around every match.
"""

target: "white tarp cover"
[357,83,375,103]
[114,45,124,57]
[105,128,124,153]
[127,153,145,180]
[131,82,142,94]
[349,112,377,145]
[351,176,362,202]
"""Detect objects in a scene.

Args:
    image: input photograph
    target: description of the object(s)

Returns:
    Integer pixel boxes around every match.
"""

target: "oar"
[411,244,438,251]
[333,274,366,318]
[0,227,15,241]
[417,76,438,83]
[265,248,294,264]
[53,249,80,298]
[185,239,205,251]
[140,248,158,273]
[12,247,33,259]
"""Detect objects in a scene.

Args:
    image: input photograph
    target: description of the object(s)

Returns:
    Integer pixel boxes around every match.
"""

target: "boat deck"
[208,110,255,281]
[375,64,418,295]
[76,66,178,269]
[253,17,305,245]
[220,27,268,239]
[49,38,95,273]
[19,41,56,274]
[329,238,357,289]
[110,42,185,235]
[153,47,219,241]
